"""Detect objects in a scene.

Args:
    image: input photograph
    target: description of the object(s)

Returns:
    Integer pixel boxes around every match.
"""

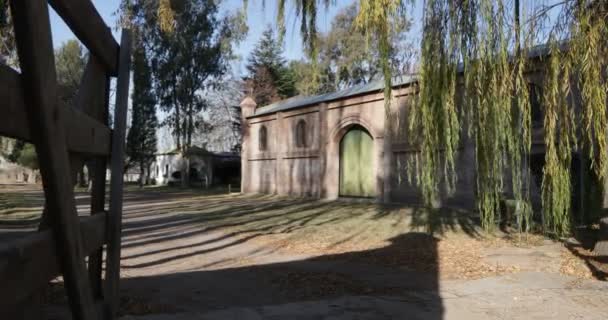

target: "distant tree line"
[244,3,415,105]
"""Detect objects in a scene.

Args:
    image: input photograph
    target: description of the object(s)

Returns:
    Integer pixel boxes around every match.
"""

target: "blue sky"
[48,0,355,151]
[49,0,354,76]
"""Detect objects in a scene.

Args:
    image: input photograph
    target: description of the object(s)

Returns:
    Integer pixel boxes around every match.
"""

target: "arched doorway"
[339,125,374,197]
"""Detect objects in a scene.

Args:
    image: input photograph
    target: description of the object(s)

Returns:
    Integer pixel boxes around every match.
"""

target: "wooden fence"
[0,1,131,319]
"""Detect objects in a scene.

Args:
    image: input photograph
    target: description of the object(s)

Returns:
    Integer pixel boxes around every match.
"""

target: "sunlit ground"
[1,183,607,319]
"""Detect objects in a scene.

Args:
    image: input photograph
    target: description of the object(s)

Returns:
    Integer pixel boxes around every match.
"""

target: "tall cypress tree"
[127,43,158,187]
[245,27,296,105]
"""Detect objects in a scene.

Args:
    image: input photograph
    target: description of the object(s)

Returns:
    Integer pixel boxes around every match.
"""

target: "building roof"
[156,146,239,158]
[252,74,417,117]
[250,42,564,118]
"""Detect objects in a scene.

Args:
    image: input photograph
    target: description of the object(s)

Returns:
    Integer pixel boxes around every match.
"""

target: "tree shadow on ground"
[405,205,480,238]
[117,194,480,271]
[119,198,371,268]
[564,242,608,281]
[121,232,443,319]
[113,195,459,317]
[0,189,462,318]
[562,208,608,281]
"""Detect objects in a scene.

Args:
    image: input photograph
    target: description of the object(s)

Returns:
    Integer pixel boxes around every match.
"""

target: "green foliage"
[408,0,459,210]
[289,60,335,95]
[276,0,333,58]
[16,143,38,169]
[541,43,575,236]
[135,0,608,236]
[538,3,608,236]
[245,27,296,105]
[411,0,608,235]
[3,40,85,172]
[55,39,86,106]
[408,0,532,233]
[570,6,608,184]
[121,0,245,151]
[7,140,37,169]
[287,3,412,96]
[7,139,24,163]
[127,42,158,175]
[353,0,409,110]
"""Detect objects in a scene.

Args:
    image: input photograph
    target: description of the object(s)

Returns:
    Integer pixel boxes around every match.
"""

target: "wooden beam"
[10,0,100,319]
[88,157,107,299]
[105,30,132,320]
[49,0,119,74]
[0,213,107,308]
[76,55,110,121]
[82,56,111,301]
[0,64,111,155]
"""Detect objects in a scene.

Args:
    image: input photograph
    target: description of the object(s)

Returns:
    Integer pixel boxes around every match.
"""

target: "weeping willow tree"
[147,0,608,243]
[411,0,607,237]
[267,0,607,239]
[408,0,535,232]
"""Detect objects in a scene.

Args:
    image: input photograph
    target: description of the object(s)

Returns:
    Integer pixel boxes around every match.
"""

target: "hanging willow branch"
[542,41,575,236]
[410,0,547,232]
[354,0,409,111]
[271,0,408,110]
[407,0,460,207]
[572,5,608,182]
[141,0,608,236]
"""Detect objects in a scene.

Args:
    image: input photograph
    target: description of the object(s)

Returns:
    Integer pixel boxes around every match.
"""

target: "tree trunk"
[146,162,152,185]
[594,217,608,255]
[181,156,190,188]
[139,162,144,188]
[175,109,181,151]
[186,103,193,149]
[593,151,608,255]
[78,165,87,187]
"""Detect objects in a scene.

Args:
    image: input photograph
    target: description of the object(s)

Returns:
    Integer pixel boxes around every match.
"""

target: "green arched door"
[339,126,374,197]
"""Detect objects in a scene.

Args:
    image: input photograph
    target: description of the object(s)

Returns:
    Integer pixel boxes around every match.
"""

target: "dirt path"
[2,186,607,319]
[112,191,608,319]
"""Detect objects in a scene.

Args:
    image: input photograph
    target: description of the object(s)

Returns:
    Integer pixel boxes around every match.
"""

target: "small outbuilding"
[150,146,240,187]
[239,74,546,208]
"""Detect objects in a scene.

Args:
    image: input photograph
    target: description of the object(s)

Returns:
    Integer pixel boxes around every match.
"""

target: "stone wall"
[241,65,559,206]
[0,158,39,184]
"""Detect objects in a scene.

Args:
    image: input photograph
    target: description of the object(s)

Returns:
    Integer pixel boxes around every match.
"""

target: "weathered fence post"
[9,0,99,318]
[105,30,132,319]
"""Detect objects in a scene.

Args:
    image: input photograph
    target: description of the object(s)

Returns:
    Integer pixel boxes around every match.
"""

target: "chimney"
[240,96,257,119]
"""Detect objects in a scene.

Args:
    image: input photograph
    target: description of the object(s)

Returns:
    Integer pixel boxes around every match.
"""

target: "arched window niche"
[295,119,307,148]
[259,125,268,151]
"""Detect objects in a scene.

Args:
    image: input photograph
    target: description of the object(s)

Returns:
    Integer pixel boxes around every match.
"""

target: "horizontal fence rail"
[0,212,107,307]
[0,65,112,155]
[49,0,119,74]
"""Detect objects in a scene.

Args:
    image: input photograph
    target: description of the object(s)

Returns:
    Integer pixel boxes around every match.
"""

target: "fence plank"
[0,64,111,155]
[9,0,100,319]
[81,56,111,300]
[0,213,107,307]
[105,30,132,320]
[49,0,119,74]
[76,55,110,121]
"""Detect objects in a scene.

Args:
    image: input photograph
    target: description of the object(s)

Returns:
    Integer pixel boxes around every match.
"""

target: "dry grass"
[560,248,595,279]
[2,185,604,283]
[253,228,523,280]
